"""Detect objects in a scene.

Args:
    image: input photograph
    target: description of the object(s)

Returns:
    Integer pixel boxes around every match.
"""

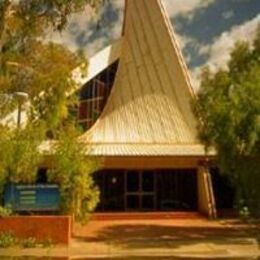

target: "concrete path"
[71,218,260,259]
[0,217,259,259]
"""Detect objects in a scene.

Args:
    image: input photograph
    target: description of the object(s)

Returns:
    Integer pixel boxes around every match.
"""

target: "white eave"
[73,38,122,85]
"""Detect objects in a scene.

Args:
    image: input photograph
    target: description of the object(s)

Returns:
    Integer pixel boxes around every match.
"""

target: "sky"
[49,0,260,89]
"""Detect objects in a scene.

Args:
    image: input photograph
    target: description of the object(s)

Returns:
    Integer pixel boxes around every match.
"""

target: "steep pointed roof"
[82,0,206,156]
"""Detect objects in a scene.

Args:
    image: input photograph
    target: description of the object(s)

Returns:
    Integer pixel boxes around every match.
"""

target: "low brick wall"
[0,216,71,245]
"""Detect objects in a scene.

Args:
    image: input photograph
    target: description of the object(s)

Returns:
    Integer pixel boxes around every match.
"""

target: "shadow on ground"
[74,222,259,250]
[1,256,260,260]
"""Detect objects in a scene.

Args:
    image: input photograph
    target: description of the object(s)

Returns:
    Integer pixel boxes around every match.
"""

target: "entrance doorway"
[94,169,197,212]
[125,171,156,211]
[157,170,197,211]
[95,170,124,211]
[210,168,235,210]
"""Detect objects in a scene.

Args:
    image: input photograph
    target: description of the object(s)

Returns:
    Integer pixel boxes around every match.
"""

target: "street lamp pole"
[13,92,29,128]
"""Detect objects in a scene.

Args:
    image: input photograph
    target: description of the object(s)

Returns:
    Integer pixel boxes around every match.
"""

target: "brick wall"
[0,216,71,245]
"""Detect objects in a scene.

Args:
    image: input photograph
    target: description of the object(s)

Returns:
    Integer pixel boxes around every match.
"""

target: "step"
[91,211,202,221]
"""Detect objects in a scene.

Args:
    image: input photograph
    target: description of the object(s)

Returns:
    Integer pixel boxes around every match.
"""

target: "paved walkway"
[72,217,260,258]
[1,217,259,259]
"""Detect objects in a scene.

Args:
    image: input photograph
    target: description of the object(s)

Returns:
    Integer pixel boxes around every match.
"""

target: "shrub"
[49,126,100,223]
[0,232,16,248]
[21,237,37,248]
[41,238,54,248]
[0,205,12,218]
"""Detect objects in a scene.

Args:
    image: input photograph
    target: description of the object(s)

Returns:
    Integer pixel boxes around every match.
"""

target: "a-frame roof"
[82,0,207,156]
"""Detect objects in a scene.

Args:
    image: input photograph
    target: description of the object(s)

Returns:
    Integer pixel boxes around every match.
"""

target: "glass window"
[126,171,139,192]
[142,171,154,192]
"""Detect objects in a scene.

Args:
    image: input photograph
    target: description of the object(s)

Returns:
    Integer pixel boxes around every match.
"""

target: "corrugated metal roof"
[39,141,215,157]
[88,144,213,156]
[81,0,205,156]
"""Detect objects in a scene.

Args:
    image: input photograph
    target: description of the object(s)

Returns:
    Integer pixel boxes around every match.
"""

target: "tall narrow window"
[77,60,119,131]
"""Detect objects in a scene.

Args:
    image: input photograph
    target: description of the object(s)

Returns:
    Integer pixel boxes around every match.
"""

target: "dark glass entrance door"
[95,169,198,212]
[95,170,125,211]
[157,169,197,211]
[125,171,156,211]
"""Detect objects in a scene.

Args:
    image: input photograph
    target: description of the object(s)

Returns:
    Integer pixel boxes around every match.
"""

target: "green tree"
[0,1,104,218]
[0,0,104,127]
[193,28,260,216]
[0,122,45,199]
[48,126,100,222]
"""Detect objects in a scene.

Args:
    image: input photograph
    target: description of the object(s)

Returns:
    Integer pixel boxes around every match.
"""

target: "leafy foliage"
[48,126,100,223]
[41,238,54,248]
[0,122,45,202]
[193,27,260,216]
[0,0,104,35]
[0,1,103,219]
[21,237,37,248]
[0,38,86,128]
[0,205,12,218]
[0,231,16,248]
[0,0,104,127]
[0,231,53,248]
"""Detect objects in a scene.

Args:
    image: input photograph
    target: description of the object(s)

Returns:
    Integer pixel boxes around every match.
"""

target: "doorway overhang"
[101,155,213,169]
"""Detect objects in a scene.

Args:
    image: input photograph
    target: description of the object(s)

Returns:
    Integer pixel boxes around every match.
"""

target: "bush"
[0,123,46,205]
[0,232,16,248]
[0,232,56,249]
[0,205,12,218]
[239,206,250,220]
[49,126,100,223]
[21,237,37,248]
[41,238,54,248]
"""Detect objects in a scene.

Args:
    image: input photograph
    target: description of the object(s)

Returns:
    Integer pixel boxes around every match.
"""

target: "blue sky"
[50,0,260,89]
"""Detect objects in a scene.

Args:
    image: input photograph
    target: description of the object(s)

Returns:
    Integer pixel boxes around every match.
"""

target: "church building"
[72,0,233,218]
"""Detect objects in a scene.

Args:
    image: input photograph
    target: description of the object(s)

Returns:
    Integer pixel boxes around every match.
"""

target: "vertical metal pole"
[17,101,22,128]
